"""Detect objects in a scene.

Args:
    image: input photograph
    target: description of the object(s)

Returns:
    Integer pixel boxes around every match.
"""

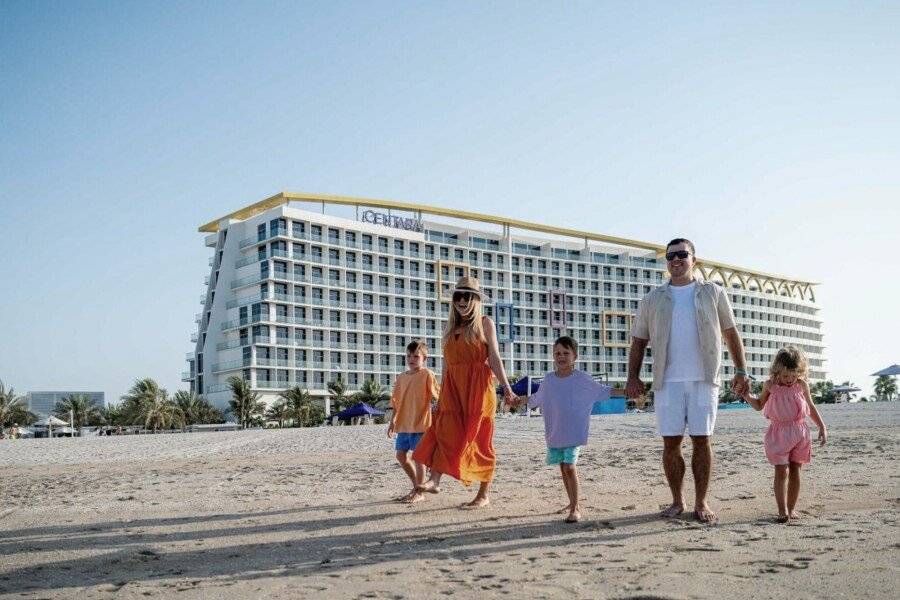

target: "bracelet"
[734,369,748,377]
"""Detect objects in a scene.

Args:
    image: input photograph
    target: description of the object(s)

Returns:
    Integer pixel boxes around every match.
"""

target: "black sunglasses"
[452,291,474,302]
[665,250,691,261]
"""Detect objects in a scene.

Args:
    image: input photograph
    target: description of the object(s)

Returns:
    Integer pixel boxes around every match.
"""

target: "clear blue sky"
[2,1,897,402]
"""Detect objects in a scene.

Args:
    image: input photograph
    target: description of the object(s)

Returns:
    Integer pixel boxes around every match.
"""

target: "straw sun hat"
[451,276,486,300]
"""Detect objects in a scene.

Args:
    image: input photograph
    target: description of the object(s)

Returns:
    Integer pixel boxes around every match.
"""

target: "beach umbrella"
[871,364,900,376]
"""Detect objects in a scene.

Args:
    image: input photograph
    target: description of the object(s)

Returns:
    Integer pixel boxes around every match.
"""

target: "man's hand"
[387,422,395,439]
[625,377,645,400]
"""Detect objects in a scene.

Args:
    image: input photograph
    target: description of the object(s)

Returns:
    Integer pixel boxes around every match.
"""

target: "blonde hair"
[442,292,485,347]
[769,345,809,381]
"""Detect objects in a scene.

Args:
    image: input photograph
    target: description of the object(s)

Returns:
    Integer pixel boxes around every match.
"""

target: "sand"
[1,402,898,599]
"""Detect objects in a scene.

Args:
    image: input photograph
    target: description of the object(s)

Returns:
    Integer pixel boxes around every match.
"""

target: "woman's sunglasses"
[452,291,474,302]
[665,250,691,261]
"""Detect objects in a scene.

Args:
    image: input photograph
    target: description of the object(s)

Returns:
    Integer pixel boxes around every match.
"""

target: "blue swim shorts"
[395,432,424,452]
[546,446,581,465]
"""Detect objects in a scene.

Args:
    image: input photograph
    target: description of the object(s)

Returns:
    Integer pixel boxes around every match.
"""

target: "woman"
[413,276,515,508]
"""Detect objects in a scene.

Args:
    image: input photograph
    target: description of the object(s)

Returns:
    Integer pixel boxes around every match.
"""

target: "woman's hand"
[503,386,516,406]
[817,427,827,446]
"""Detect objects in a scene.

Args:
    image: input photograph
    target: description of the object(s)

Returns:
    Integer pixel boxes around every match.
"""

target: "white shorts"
[655,381,718,437]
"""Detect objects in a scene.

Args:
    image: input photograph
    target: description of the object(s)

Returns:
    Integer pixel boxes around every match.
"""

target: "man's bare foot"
[565,508,582,523]
[693,505,718,524]
[660,503,684,518]
[402,492,426,504]
[556,504,574,514]
[460,497,490,510]
[416,480,441,494]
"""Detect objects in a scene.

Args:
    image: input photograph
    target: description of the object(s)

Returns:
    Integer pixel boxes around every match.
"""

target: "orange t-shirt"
[391,368,440,433]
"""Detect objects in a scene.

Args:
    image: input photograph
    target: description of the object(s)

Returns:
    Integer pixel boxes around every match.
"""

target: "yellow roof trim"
[199,191,818,286]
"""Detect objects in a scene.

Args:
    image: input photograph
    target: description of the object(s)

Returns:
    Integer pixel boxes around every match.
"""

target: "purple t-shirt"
[528,370,612,448]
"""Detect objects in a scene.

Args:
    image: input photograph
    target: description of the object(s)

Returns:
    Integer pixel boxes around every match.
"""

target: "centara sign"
[360,209,424,232]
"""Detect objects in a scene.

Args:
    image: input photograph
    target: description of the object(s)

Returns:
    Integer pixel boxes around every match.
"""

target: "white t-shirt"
[664,281,704,382]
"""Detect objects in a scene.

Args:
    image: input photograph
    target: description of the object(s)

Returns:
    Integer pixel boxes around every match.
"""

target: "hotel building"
[185,192,825,409]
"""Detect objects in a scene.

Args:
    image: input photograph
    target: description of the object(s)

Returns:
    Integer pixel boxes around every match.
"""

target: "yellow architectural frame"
[200,191,818,297]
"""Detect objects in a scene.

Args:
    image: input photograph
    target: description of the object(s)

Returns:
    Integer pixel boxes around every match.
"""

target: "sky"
[1,1,898,403]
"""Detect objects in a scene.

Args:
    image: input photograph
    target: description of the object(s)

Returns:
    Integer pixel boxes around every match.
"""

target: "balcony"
[190,332,198,343]
[181,371,193,381]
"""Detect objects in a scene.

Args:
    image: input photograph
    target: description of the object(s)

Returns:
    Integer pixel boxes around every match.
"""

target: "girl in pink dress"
[742,346,827,522]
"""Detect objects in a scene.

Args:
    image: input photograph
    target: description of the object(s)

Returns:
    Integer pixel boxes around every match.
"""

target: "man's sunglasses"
[452,291,474,302]
[665,250,691,261]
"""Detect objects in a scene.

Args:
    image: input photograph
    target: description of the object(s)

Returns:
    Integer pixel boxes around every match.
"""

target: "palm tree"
[227,376,265,428]
[279,386,324,427]
[120,378,167,425]
[99,403,125,426]
[0,380,35,428]
[53,394,103,433]
[142,393,182,432]
[810,380,837,404]
[173,390,211,426]
[265,398,292,428]
[874,375,898,401]
[327,375,352,414]
[354,378,391,409]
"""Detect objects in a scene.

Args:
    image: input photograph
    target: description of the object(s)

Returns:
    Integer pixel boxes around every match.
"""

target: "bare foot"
[460,497,490,510]
[402,492,426,504]
[694,504,718,525]
[775,514,789,523]
[556,504,574,514]
[395,491,414,502]
[416,480,441,494]
[660,503,684,518]
[565,508,582,523]
[788,511,801,520]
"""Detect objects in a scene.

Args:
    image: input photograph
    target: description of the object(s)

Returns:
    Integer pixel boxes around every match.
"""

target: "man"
[625,238,749,524]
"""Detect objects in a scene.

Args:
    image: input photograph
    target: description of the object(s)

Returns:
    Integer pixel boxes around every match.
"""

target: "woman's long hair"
[442,293,485,348]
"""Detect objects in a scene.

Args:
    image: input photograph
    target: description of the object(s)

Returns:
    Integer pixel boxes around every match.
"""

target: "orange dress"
[413,334,497,485]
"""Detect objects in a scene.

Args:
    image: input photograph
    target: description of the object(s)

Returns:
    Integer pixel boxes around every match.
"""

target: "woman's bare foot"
[460,496,490,510]
[775,514,789,523]
[395,491,415,502]
[402,491,426,504]
[556,504,574,514]
[416,480,441,494]
[788,511,801,520]
[660,503,684,518]
[565,507,582,523]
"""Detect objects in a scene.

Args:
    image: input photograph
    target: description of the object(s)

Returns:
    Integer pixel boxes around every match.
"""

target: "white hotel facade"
[185,192,825,408]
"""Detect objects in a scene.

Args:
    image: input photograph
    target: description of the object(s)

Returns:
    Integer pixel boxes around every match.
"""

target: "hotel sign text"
[361,210,424,232]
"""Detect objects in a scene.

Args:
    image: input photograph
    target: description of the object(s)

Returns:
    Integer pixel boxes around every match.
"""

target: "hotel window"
[310,225,322,239]
[345,231,356,244]
[378,237,389,252]
[394,240,404,253]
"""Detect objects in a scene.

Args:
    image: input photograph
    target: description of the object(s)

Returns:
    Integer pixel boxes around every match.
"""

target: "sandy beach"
[1,402,898,599]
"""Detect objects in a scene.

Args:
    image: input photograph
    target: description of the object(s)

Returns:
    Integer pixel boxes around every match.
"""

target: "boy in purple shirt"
[509,336,611,523]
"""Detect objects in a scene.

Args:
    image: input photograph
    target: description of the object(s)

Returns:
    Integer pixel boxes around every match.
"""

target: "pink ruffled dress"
[763,382,812,466]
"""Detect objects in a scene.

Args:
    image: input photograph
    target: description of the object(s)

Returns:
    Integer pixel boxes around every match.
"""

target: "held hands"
[625,377,645,400]
[387,422,395,439]
[817,427,827,446]
[731,373,750,397]
[502,386,516,406]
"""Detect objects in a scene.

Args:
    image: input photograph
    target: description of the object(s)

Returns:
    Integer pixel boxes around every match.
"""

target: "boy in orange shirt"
[388,340,441,503]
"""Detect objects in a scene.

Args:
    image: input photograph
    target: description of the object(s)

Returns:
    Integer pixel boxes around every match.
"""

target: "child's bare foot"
[660,503,684,518]
[565,507,582,523]
[460,497,490,510]
[402,491,426,504]
[556,504,574,514]
[416,480,441,494]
